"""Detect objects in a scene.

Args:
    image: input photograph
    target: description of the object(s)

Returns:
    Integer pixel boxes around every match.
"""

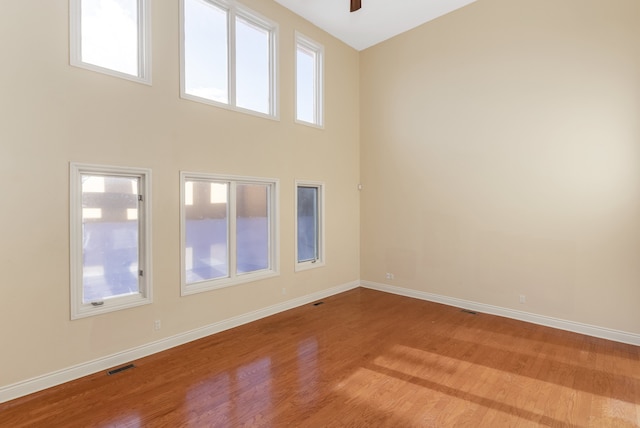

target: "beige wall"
[2,0,639,395]
[360,0,640,334]
[0,1,360,387]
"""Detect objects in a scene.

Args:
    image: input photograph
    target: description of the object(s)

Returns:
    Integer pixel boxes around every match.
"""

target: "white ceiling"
[274,0,478,51]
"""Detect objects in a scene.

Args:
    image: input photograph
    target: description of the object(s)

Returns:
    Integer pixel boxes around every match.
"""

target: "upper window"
[181,0,278,118]
[180,172,279,295]
[295,33,324,127]
[69,0,151,84]
[70,163,152,319]
[295,181,324,271]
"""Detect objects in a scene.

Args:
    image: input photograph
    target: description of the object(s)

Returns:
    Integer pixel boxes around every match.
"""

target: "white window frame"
[69,0,152,85]
[180,172,280,295]
[70,163,153,319]
[295,32,324,128]
[295,180,325,272]
[180,0,279,120]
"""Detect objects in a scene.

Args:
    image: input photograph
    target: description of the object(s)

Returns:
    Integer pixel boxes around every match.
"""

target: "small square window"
[70,0,151,84]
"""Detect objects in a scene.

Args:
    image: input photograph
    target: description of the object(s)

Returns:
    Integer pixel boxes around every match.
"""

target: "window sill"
[294,260,325,273]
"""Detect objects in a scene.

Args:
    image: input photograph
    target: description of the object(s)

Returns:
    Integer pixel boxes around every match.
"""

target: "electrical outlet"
[282,288,287,295]
[519,295,526,304]
[154,320,161,331]
[386,273,395,280]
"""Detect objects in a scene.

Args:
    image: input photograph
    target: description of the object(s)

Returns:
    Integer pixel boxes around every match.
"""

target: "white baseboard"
[0,280,360,404]
[361,281,640,347]
[4,279,637,404]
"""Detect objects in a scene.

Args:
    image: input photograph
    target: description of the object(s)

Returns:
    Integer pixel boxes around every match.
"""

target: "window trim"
[295,180,325,272]
[69,0,152,85]
[70,163,153,320]
[180,171,280,296]
[180,0,279,120]
[295,32,324,128]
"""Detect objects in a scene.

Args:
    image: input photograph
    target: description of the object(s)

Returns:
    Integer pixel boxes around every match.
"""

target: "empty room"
[0,0,638,426]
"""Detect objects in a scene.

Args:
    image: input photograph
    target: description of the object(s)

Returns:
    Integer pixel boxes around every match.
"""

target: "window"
[70,163,152,319]
[69,0,151,84]
[181,0,278,118]
[181,172,279,295]
[295,181,324,271]
[295,33,324,127]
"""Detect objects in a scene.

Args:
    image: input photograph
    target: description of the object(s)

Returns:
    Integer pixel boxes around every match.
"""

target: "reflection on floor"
[1,288,638,427]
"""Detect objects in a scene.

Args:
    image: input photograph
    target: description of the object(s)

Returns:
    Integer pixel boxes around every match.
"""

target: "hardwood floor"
[1,288,638,427]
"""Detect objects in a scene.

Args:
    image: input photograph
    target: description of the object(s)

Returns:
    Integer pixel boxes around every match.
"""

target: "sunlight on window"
[210,183,227,204]
[127,208,138,220]
[83,208,103,219]
[185,181,194,206]
[83,265,105,277]
[81,0,139,76]
[82,176,105,193]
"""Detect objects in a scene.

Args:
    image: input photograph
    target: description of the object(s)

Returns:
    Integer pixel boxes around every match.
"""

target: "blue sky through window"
[296,46,315,123]
[80,0,139,75]
[183,0,274,115]
[184,0,228,103]
[236,17,270,114]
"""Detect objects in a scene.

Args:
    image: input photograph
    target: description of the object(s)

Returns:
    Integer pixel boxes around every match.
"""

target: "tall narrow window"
[184,180,229,283]
[235,17,271,114]
[181,172,279,295]
[181,0,278,118]
[295,181,324,271]
[183,0,228,104]
[70,163,152,319]
[236,183,270,274]
[296,33,324,127]
[70,0,151,84]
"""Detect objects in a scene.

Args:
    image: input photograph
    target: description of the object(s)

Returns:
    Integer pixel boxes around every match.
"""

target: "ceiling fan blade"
[350,0,361,12]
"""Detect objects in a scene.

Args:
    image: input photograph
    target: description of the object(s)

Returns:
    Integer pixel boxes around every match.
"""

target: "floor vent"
[107,364,135,376]
[313,301,325,306]
[461,309,478,315]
